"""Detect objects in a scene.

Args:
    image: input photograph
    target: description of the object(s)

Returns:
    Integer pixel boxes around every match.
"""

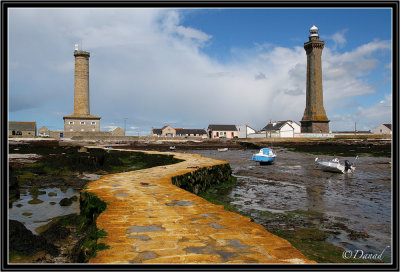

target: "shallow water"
[9,187,80,234]
[187,148,392,260]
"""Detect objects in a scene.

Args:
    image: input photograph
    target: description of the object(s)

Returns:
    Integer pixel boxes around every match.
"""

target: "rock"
[59,198,73,206]
[9,220,59,256]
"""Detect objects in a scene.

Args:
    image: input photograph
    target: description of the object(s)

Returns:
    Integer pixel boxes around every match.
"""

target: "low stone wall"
[171,163,232,195]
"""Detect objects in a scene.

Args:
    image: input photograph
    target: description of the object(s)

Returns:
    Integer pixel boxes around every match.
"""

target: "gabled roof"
[176,129,207,134]
[152,128,162,134]
[383,124,392,130]
[9,121,36,131]
[261,121,286,131]
[261,120,298,132]
[208,124,237,131]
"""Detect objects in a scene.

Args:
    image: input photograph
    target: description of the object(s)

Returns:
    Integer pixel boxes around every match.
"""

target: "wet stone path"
[84,148,315,264]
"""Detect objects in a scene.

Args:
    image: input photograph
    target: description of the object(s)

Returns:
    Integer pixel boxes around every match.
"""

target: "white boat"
[169,146,176,150]
[315,157,356,174]
[251,148,276,165]
[218,148,228,152]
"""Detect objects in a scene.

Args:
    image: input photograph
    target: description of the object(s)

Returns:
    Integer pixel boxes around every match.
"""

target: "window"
[80,121,85,125]
[216,132,219,137]
[231,132,234,137]
[69,121,74,125]
[91,121,96,125]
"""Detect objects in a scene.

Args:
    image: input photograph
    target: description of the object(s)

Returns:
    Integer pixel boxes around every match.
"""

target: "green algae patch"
[28,198,43,204]
[282,140,391,158]
[172,163,234,195]
[80,191,108,223]
[273,227,375,263]
[78,226,110,262]
[29,187,46,197]
[197,175,238,213]
[60,185,68,193]
[78,191,110,262]
[22,212,33,217]
[34,214,74,234]
[171,162,239,212]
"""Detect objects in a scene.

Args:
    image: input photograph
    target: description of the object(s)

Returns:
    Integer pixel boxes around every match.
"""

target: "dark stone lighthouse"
[300,25,330,133]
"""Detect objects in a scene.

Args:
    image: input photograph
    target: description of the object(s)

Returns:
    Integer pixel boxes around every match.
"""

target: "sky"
[8,8,393,135]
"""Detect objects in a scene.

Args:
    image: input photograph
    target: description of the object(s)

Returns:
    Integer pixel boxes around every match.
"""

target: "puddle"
[126,224,165,233]
[165,200,195,206]
[129,251,158,263]
[114,193,129,197]
[8,187,80,234]
[127,234,151,241]
[209,222,225,229]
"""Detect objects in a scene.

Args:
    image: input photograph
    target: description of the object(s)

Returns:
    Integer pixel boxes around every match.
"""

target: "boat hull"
[316,160,354,174]
[252,155,275,164]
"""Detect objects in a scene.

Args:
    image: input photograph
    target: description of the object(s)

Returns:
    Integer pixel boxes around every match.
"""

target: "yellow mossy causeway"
[83,148,315,264]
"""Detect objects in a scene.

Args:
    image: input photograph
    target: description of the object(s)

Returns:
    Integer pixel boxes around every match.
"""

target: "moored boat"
[218,148,228,152]
[315,157,356,174]
[251,148,276,165]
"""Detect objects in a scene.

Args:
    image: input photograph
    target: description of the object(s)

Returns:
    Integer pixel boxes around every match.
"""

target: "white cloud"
[330,93,392,131]
[103,125,118,131]
[323,29,348,50]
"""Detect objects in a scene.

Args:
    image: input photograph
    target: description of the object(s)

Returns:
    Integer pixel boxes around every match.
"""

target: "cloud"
[330,93,392,131]
[8,9,392,133]
[103,125,118,131]
[323,29,348,50]
[255,72,266,80]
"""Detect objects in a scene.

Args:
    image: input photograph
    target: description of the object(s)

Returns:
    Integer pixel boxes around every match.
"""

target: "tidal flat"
[189,148,392,263]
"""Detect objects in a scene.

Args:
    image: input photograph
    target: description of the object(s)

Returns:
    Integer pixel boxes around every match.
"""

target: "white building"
[236,125,257,138]
[260,120,301,138]
[374,123,392,135]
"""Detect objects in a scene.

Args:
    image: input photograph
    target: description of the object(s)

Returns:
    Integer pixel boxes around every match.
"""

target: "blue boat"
[251,148,276,165]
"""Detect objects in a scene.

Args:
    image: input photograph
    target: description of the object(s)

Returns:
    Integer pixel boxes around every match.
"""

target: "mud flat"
[188,148,392,263]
